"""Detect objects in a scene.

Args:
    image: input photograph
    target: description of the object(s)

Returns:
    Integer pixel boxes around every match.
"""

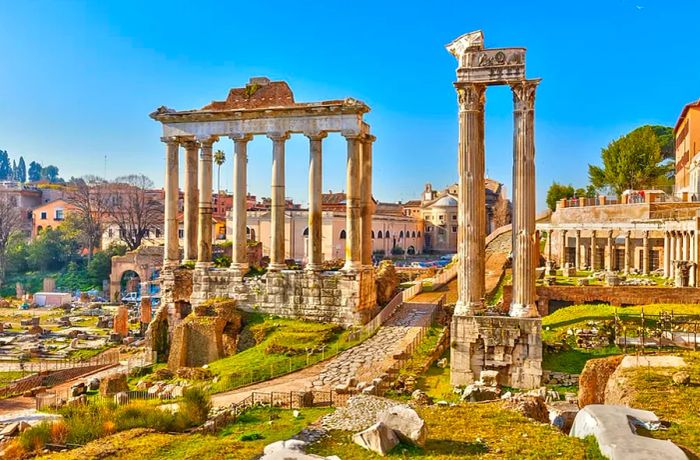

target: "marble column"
[559,230,567,266]
[509,79,539,318]
[196,136,216,265]
[624,230,631,274]
[305,132,326,271]
[230,134,252,274]
[455,83,486,315]
[684,231,691,261]
[672,231,680,280]
[183,140,199,262]
[642,230,650,275]
[360,134,375,267]
[606,229,614,271]
[343,132,362,272]
[590,230,597,270]
[691,231,697,286]
[663,231,671,278]
[267,132,289,271]
[162,137,180,267]
[575,230,581,270]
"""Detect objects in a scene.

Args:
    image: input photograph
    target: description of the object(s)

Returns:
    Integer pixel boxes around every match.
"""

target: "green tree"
[545,182,575,211]
[0,151,11,181]
[28,161,42,182]
[574,185,597,199]
[5,232,29,274]
[27,227,79,272]
[16,157,26,183]
[86,243,127,284]
[214,149,225,193]
[588,126,673,197]
[40,165,60,182]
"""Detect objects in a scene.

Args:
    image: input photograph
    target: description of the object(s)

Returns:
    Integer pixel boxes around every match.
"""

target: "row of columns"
[663,230,697,283]
[454,79,539,318]
[162,131,375,274]
[556,229,649,274]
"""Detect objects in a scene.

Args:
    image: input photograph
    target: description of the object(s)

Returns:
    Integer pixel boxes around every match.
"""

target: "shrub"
[239,432,264,441]
[19,422,51,452]
[50,420,69,445]
[391,246,405,255]
[1,440,26,460]
[180,386,211,425]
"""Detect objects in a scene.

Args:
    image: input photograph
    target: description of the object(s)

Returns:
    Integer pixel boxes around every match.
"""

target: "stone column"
[624,230,631,274]
[454,83,486,315]
[590,230,597,270]
[162,137,180,267]
[268,132,290,271]
[360,135,375,268]
[559,230,567,266]
[663,231,671,278]
[684,231,691,261]
[691,231,697,287]
[230,134,252,274]
[196,136,216,265]
[509,79,539,318]
[305,132,326,271]
[183,140,199,263]
[642,230,650,275]
[575,230,581,269]
[673,231,682,279]
[342,132,362,272]
[606,229,614,271]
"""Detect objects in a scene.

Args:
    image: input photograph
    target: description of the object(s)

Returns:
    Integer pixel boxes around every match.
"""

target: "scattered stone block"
[99,373,128,395]
[503,395,549,423]
[461,384,500,402]
[113,305,129,337]
[578,355,623,408]
[548,401,579,433]
[69,382,86,398]
[68,395,88,406]
[411,389,433,406]
[352,422,399,456]
[378,405,428,447]
[436,358,448,368]
[0,423,18,437]
[86,378,100,391]
[672,371,691,386]
[479,370,499,387]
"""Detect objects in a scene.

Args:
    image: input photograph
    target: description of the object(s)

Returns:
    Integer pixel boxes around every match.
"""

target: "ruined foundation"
[450,315,542,389]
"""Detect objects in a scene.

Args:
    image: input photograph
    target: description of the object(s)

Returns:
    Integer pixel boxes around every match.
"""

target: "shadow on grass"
[542,347,621,374]
[424,438,489,455]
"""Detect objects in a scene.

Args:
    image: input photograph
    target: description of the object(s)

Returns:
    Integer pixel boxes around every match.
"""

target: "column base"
[342,260,362,273]
[509,302,540,318]
[163,260,180,270]
[195,261,213,269]
[229,262,249,274]
[305,263,324,272]
[454,299,484,316]
[268,263,287,272]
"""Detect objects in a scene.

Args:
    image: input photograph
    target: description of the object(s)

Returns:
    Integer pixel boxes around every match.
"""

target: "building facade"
[31,198,73,238]
[675,99,700,200]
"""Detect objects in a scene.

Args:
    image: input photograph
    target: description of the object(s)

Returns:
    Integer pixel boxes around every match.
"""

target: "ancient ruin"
[447,31,542,388]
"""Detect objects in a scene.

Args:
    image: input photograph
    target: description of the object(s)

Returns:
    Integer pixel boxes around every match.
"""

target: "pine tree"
[17,157,26,183]
[0,151,10,181]
[28,161,42,182]
[11,160,17,181]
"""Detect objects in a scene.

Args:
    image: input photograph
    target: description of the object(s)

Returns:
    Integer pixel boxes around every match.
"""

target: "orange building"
[674,98,700,200]
[31,199,74,238]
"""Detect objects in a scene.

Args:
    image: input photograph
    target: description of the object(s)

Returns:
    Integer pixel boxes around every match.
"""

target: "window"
[452,226,458,233]
[303,227,309,237]
[439,214,445,221]
[426,227,431,233]
[377,231,383,239]
[399,231,404,238]
[371,230,375,239]
[55,209,64,220]
[108,228,114,238]
[417,231,421,237]
[452,215,457,221]
[412,231,416,238]
[178,229,184,238]
[155,228,162,238]
[339,230,346,239]
[40,211,47,220]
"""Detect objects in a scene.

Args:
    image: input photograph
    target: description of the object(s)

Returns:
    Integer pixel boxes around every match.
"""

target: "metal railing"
[613,308,700,353]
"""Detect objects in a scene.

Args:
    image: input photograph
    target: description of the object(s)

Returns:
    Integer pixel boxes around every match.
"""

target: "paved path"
[211,296,442,409]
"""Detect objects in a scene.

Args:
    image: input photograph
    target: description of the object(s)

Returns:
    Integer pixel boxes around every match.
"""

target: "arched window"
[377,231,383,239]
[371,230,375,239]
[37,225,43,234]
[339,230,347,239]
[417,231,421,237]
[399,231,404,239]
[303,227,309,236]
[412,231,416,238]
[385,231,391,239]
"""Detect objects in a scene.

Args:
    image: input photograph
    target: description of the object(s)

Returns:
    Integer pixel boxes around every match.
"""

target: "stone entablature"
[551,202,700,225]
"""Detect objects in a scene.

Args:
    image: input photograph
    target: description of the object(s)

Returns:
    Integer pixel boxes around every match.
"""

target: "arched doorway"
[120,270,141,298]
[407,245,416,255]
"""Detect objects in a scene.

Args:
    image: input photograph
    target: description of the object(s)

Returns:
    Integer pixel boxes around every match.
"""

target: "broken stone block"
[410,389,433,406]
[672,371,691,386]
[86,378,100,391]
[479,370,499,387]
[99,373,128,395]
[461,384,500,402]
[69,382,86,398]
[548,401,579,433]
[378,405,428,447]
[67,395,88,406]
[113,305,129,337]
[352,422,399,456]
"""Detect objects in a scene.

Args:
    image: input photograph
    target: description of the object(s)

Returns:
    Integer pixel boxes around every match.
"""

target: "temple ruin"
[447,31,543,388]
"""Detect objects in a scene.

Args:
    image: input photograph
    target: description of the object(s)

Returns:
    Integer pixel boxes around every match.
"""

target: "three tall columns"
[230,134,252,274]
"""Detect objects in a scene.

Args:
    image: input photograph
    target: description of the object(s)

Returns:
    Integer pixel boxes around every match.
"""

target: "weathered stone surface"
[113,305,129,337]
[69,382,86,398]
[114,392,129,405]
[99,373,129,395]
[548,401,579,433]
[461,384,500,402]
[86,377,100,391]
[503,395,549,423]
[378,405,428,447]
[374,261,399,305]
[578,355,623,408]
[672,371,691,386]
[410,389,432,406]
[352,422,399,456]
[570,404,687,460]
[479,370,499,387]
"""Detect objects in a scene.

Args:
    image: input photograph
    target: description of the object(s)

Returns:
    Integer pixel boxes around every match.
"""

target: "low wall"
[503,285,700,314]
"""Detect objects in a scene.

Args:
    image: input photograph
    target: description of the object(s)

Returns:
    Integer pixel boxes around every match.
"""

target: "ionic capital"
[305,131,328,141]
[267,132,290,142]
[341,131,362,140]
[160,136,179,146]
[510,79,540,112]
[363,134,377,143]
[196,136,218,148]
[180,138,198,150]
[230,133,253,143]
[455,83,485,112]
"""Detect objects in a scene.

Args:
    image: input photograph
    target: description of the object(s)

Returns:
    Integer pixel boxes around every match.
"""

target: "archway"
[120,270,141,297]
[407,245,416,255]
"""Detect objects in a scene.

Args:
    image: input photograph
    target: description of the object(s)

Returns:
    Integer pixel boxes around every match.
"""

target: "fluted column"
[642,230,650,274]
[267,132,289,271]
[606,229,614,271]
[663,231,671,278]
[230,134,252,274]
[575,230,581,269]
[674,231,682,279]
[590,230,597,270]
[183,140,199,263]
[454,83,486,315]
[624,231,631,274]
[559,230,567,266]
[509,79,539,318]
[306,132,326,271]
[343,132,362,272]
[691,231,697,286]
[196,136,216,265]
[162,137,180,267]
[360,134,375,267]
[684,231,690,261]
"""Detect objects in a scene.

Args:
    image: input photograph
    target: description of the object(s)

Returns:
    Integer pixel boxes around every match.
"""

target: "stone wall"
[552,202,700,225]
[502,285,700,314]
[450,315,542,389]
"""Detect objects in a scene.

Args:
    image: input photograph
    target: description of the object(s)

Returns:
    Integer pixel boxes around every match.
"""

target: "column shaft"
[196,137,215,265]
[163,137,180,266]
[642,230,650,274]
[360,135,375,267]
[575,230,581,269]
[510,79,539,318]
[590,231,597,270]
[455,83,486,315]
[606,230,614,271]
[342,133,362,271]
[231,134,252,273]
[663,232,670,278]
[306,132,326,270]
[183,141,199,262]
[624,231,631,274]
[559,230,567,266]
[269,133,289,271]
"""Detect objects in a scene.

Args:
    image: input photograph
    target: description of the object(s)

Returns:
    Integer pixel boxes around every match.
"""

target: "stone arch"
[371,230,375,239]
[36,225,43,233]
[340,229,347,239]
[303,227,309,237]
[377,230,383,239]
[407,245,416,255]
[412,231,416,238]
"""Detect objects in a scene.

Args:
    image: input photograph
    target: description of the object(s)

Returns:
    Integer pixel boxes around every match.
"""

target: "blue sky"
[1,0,698,211]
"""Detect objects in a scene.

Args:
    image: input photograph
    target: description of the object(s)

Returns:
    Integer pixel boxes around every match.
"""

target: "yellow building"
[674,98,700,200]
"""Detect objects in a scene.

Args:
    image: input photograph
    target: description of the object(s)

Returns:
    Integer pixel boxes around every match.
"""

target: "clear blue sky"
[1,0,698,211]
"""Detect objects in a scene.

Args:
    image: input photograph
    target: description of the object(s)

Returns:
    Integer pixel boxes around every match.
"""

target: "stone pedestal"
[113,305,129,338]
[450,315,542,389]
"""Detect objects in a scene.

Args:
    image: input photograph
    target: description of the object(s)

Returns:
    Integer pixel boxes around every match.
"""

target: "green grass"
[485,272,511,306]
[397,326,445,376]
[543,303,700,331]
[542,346,621,374]
[0,370,31,384]
[38,407,332,460]
[208,313,365,393]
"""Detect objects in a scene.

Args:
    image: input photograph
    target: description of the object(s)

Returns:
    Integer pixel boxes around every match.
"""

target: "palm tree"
[214,149,225,193]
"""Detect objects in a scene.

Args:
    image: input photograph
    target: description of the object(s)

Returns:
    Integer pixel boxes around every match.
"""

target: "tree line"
[0,149,61,183]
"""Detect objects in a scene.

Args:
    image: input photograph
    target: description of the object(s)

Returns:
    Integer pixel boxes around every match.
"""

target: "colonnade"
[554,228,647,274]
[663,230,697,285]
[161,132,375,274]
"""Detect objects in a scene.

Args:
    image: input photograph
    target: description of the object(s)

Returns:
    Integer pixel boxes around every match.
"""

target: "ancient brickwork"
[450,316,542,389]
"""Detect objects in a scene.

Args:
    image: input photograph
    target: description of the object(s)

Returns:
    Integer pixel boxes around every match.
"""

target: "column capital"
[305,131,328,141]
[196,136,218,148]
[341,131,362,140]
[363,134,377,143]
[510,78,541,112]
[180,138,198,149]
[455,83,486,112]
[160,136,179,146]
[576,229,581,236]
[607,229,614,238]
[230,133,254,143]
[267,132,290,142]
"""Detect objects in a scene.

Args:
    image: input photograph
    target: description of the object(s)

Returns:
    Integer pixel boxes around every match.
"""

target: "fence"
[36,388,174,410]
[613,309,700,353]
